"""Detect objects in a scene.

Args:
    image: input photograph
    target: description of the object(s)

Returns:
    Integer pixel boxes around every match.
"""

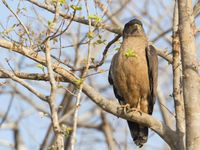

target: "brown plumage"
[108,19,158,147]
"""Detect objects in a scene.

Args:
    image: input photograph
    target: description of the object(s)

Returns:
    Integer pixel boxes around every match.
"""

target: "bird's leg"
[127,98,142,115]
[120,103,131,114]
[136,98,141,110]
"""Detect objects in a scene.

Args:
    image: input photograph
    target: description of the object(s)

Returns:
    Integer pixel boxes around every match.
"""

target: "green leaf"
[70,5,82,11]
[124,49,137,58]
[37,64,45,72]
[93,39,106,45]
[88,14,102,23]
[99,69,105,74]
[52,0,67,5]
[4,24,17,34]
[59,0,67,5]
[87,31,94,39]
[48,21,53,28]
[98,34,102,39]
[65,127,72,138]
[74,78,84,86]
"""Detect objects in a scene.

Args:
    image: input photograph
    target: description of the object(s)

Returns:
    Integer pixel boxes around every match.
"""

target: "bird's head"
[123,19,145,38]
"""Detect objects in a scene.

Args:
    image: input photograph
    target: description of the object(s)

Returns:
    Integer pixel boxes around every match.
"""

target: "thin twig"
[94,0,123,27]
[2,0,33,46]
[26,0,122,34]
[100,111,115,150]
[70,1,92,149]
[0,69,47,101]
[26,0,173,64]
[193,0,200,18]
[72,34,121,71]
[0,34,177,150]
[0,93,14,127]
[45,1,64,149]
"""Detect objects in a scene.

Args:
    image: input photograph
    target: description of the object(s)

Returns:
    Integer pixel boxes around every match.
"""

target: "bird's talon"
[120,104,130,113]
[127,108,142,115]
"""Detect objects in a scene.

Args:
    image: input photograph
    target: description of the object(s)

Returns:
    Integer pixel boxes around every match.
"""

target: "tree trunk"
[178,0,200,149]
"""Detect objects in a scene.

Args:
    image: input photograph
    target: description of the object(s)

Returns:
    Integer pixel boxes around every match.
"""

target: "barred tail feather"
[127,121,148,148]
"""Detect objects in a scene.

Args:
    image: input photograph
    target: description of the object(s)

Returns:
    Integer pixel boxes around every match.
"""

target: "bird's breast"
[112,38,150,109]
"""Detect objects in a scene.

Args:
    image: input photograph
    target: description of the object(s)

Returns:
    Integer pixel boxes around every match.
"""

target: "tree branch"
[26,0,172,64]
[192,0,200,18]
[26,0,122,34]
[44,1,64,149]
[172,1,185,149]
[70,1,92,149]
[2,0,32,46]
[0,69,47,101]
[0,71,65,82]
[100,111,115,150]
[0,39,177,149]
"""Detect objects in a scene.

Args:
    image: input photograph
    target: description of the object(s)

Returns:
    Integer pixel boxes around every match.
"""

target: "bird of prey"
[108,19,158,147]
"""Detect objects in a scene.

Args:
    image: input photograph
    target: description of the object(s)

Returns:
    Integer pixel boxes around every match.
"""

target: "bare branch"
[0,68,47,101]
[26,0,122,34]
[0,71,65,82]
[0,32,177,150]
[100,111,115,150]
[94,0,123,27]
[2,0,32,46]
[26,0,173,64]
[192,0,200,18]
[0,94,14,127]
[172,1,185,149]
[45,1,64,149]
[73,34,121,71]
[81,83,177,150]
[157,88,174,129]
[154,46,173,63]
[70,1,92,149]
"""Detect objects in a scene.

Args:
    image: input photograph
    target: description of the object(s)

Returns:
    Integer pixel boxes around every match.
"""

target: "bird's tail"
[127,121,148,148]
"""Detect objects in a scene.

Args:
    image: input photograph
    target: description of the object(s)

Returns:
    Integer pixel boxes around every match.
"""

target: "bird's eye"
[129,24,136,28]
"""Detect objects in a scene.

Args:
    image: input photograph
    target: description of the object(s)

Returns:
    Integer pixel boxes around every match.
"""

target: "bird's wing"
[145,45,158,114]
[108,53,125,104]
[108,56,114,85]
[108,53,117,85]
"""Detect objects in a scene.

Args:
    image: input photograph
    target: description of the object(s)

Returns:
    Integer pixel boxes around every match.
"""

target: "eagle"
[108,19,158,147]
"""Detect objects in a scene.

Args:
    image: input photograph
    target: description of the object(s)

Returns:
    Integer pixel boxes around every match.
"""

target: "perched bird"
[108,19,158,147]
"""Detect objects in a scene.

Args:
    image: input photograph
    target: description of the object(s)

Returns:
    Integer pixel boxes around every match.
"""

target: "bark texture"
[178,0,200,149]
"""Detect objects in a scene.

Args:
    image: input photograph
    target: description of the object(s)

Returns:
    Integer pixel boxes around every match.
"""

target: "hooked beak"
[133,24,140,30]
